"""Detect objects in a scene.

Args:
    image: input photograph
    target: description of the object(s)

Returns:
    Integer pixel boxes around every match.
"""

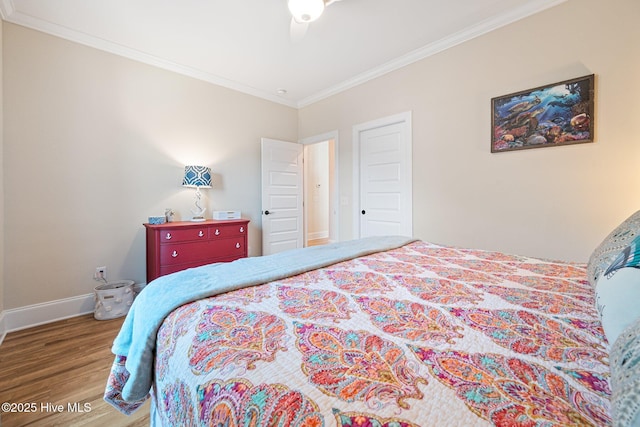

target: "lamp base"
[190,216,206,222]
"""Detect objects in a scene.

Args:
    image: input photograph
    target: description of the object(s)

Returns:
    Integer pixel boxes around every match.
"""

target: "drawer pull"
[165,232,172,240]
[198,230,204,237]
[236,243,241,249]
[171,250,178,258]
[240,226,244,233]
[215,229,220,236]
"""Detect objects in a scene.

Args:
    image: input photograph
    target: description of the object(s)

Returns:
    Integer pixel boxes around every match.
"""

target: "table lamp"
[182,165,212,222]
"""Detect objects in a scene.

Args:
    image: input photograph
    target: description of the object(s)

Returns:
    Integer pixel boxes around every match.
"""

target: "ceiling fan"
[288,0,343,41]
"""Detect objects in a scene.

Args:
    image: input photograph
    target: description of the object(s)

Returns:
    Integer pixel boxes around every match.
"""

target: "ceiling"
[0,0,565,108]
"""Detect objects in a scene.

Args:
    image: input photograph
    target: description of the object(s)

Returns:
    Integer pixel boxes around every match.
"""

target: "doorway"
[261,133,338,255]
[301,131,338,247]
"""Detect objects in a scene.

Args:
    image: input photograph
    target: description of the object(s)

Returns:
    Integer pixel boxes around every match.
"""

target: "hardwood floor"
[0,314,150,426]
[307,237,329,247]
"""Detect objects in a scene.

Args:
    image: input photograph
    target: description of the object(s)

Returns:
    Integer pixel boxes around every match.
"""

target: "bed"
[104,224,640,426]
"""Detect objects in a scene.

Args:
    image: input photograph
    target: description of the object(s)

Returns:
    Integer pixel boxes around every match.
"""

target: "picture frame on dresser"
[144,218,249,283]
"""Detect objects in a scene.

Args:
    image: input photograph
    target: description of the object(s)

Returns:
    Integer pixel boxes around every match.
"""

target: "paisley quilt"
[109,240,612,426]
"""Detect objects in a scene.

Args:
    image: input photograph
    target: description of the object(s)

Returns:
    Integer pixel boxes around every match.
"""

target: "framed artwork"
[491,74,594,153]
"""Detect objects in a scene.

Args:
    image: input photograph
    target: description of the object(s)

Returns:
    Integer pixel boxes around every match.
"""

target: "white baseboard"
[3,293,96,335]
[0,310,6,346]
[308,231,329,241]
[0,282,148,345]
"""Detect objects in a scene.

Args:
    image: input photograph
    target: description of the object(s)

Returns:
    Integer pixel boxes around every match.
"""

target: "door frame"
[300,130,340,245]
[352,111,412,239]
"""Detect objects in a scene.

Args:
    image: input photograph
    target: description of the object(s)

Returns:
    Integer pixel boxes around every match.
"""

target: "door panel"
[356,113,412,238]
[261,138,304,255]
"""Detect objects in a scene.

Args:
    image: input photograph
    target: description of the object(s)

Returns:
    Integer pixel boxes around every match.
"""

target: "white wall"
[299,0,640,262]
[3,23,297,312]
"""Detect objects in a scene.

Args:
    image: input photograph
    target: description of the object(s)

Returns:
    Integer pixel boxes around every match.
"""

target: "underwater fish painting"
[491,74,594,153]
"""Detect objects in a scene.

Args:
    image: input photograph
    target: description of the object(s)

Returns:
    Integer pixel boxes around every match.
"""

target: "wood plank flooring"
[0,314,150,426]
[306,237,329,247]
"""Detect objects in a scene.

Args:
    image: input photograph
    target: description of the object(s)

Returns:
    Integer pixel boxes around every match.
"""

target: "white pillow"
[595,267,640,345]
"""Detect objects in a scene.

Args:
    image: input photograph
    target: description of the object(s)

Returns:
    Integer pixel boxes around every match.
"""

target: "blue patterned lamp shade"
[182,165,212,188]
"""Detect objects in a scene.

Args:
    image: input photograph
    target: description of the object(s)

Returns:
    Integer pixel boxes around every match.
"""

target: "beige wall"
[300,0,640,262]
[3,23,297,309]
[0,17,4,317]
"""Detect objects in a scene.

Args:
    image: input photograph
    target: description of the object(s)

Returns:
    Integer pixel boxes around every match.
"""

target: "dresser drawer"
[159,252,244,277]
[160,241,211,265]
[208,237,246,258]
[209,223,247,239]
[160,261,211,277]
[159,227,209,243]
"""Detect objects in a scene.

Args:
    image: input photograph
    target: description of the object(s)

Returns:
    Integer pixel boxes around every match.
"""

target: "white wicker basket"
[94,280,135,320]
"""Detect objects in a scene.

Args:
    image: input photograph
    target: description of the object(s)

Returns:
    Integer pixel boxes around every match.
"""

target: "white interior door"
[354,112,412,238]
[261,138,304,255]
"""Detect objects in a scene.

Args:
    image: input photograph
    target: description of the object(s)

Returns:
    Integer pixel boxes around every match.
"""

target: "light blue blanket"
[111,235,416,401]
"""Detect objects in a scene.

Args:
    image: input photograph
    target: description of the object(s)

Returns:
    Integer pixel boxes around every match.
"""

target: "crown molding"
[1,0,566,110]
[0,0,14,20]
[1,8,299,108]
[297,0,567,108]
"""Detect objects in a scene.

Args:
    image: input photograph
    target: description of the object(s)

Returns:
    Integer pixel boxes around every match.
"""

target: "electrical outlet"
[94,266,107,281]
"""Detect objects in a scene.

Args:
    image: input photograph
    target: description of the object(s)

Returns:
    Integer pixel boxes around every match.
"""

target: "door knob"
[361,210,366,215]
[264,210,271,215]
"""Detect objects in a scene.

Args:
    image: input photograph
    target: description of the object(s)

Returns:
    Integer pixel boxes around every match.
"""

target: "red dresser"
[144,219,249,283]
